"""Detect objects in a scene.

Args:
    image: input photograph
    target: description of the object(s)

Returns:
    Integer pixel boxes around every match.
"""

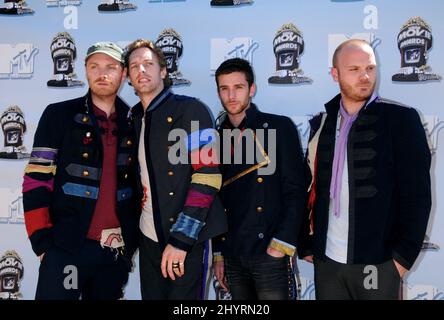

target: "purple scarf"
[329,101,358,217]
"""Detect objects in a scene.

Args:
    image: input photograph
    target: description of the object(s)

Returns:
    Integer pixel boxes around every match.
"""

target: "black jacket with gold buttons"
[132,89,227,252]
[212,104,306,258]
[22,92,140,262]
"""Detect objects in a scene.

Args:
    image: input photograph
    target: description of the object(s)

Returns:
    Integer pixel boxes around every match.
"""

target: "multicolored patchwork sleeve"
[168,99,222,252]
[22,105,60,256]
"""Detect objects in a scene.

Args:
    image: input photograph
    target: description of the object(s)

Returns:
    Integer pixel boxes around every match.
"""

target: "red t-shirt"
[87,105,120,241]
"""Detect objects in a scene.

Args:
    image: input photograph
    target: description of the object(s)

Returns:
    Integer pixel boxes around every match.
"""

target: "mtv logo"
[291,115,311,151]
[298,277,316,300]
[405,284,444,300]
[149,0,186,2]
[327,33,379,68]
[0,44,38,79]
[210,37,259,72]
[421,115,443,154]
[0,188,24,224]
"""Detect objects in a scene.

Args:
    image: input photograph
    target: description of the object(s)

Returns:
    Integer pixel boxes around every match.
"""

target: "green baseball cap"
[85,41,124,64]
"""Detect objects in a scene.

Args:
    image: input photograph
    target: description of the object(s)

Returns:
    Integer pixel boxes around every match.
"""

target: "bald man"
[298,39,431,300]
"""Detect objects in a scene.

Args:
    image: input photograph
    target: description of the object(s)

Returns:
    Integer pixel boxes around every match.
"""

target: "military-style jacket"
[213,104,306,258]
[22,92,140,261]
[132,89,227,252]
[298,94,431,270]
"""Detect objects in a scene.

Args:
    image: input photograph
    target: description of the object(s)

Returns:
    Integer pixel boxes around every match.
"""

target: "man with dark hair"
[22,42,139,299]
[298,39,431,300]
[212,58,306,300]
[124,39,226,300]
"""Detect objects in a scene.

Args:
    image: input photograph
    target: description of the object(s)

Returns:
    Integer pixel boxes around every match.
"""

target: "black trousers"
[314,256,402,300]
[35,239,129,300]
[139,233,204,300]
[224,254,289,300]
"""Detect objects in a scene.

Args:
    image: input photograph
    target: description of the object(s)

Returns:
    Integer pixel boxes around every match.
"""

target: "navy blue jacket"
[22,92,140,265]
[213,104,306,258]
[298,94,431,270]
[132,90,227,252]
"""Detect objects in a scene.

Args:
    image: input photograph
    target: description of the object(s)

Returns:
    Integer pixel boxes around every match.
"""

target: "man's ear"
[249,83,256,98]
[331,67,339,83]
[161,67,167,79]
[121,67,127,84]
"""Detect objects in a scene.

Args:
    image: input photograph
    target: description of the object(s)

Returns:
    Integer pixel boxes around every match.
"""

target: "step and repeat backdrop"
[0,0,443,300]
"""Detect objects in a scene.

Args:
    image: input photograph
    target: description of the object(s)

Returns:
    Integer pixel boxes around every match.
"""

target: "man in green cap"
[22,42,140,299]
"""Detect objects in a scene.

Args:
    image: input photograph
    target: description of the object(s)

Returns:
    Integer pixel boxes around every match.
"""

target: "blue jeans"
[224,254,289,300]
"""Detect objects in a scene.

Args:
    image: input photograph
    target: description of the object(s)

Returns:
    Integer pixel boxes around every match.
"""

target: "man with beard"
[124,39,226,300]
[298,39,431,299]
[22,42,139,299]
[212,58,306,300]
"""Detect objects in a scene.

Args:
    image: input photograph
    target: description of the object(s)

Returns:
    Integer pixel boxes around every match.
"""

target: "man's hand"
[393,259,407,278]
[266,247,285,258]
[161,244,187,280]
[303,255,313,263]
[213,261,229,291]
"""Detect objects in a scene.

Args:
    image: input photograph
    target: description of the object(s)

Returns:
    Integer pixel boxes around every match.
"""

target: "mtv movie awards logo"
[98,0,136,12]
[47,32,83,87]
[0,251,24,300]
[392,17,441,82]
[46,0,81,6]
[210,37,259,73]
[268,23,312,85]
[0,1,33,15]
[0,43,38,79]
[0,105,30,159]
[156,28,191,86]
[210,0,253,6]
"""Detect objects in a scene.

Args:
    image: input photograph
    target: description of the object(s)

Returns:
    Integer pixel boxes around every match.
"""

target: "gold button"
[169,192,174,196]
[257,177,263,183]
[124,173,128,179]
[82,152,89,159]
[85,191,91,197]
[168,171,174,176]
[86,132,91,138]
[122,193,126,199]
[167,116,173,123]
[256,207,263,213]
[128,157,132,163]
[221,237,226,241]
[83,170,89,177]
[224,208,227,212]
[127,139,133,146]
[169,217,175,223]
[82,116,89,123]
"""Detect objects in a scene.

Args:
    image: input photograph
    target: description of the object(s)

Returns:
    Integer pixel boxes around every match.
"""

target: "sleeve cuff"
[392,250,413,270]
[168,236,193,253]
[213,252,224,263]
[269,238,296,257]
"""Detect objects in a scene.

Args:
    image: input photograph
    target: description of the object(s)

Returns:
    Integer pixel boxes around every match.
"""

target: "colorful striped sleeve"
[22,106,60,256]
[168,100,221,251]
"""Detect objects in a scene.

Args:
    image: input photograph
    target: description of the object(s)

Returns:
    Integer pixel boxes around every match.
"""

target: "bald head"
[332,39,374,68]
